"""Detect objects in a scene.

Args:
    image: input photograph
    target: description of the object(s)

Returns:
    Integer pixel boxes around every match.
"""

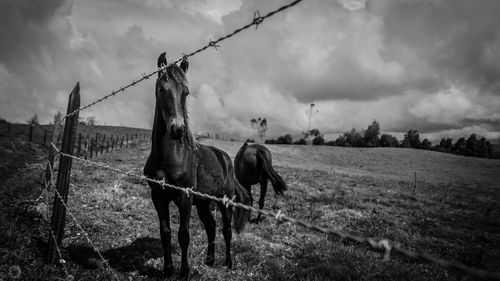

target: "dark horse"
[144,53,251,279]
[234,142,287,222]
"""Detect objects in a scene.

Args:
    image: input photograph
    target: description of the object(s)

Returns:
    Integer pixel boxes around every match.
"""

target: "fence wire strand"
[60,0,304,124]
[50,143,500,281]
[47,148,121,281]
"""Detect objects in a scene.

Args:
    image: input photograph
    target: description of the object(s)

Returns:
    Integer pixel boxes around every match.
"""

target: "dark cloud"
[1,0,499,142]
[380,0,500,96]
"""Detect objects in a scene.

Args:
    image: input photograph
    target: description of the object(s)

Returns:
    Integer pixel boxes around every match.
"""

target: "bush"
[276,134,293,144]
[245,139,255,143]
[312,136,325,145]
[325,140,336,146]
[293,138,307,145]
[364,120,380,147]
[380,134,399,147]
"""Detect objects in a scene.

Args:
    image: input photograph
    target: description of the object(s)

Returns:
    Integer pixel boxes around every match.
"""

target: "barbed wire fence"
[50,144,500,281]
[40,0,500,280]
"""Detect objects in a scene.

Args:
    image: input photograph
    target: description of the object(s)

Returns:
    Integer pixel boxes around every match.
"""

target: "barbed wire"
[44,162,70,279]
[50,143,500,281]
[46,152,121,281]
[60,0,304,124]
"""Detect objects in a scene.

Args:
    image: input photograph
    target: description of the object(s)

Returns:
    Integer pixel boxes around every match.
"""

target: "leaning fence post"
[77,133,82,156]
[29,125,34,142]
[101,135,105,155]
[89,138,93,159]
[45,82,80,265]
[43,129,48,147]
[84,135,89,160]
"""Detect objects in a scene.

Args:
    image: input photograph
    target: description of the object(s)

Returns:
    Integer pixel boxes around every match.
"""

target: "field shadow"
[67,237,163,278]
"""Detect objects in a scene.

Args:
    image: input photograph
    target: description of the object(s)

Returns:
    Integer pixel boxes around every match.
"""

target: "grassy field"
[0,135,499,280]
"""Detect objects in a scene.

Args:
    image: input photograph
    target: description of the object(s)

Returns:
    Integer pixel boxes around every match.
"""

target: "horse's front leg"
[151,189,173,278]
[175,192,193,279]
[217,202,233,269]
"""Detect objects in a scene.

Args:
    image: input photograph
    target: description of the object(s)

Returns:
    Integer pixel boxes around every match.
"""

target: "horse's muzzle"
[170,125,185,140]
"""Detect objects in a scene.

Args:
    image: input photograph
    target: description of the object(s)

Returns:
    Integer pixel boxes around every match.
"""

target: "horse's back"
[196,144,235,197]
[234,143,272,185]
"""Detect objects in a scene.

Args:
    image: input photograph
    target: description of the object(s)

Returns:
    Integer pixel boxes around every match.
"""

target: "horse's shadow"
[67,237,164,278]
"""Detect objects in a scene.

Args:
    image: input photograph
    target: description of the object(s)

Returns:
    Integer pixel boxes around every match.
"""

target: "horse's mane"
[156,64,198,150]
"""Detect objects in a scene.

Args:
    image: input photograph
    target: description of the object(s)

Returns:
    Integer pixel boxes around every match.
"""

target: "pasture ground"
[0,135,499,280]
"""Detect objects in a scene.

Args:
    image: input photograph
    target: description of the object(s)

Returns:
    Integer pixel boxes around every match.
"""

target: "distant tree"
[53,111,63,126]
[364,120,380,147]
[452,137,465,154]
[293,138,307,145]
[402,129,420,148]
[250,117,268,142]
[27,113,39,126]
[86,116,97,126]
[464,133,478,156]
[305,103,318,131]
[421,138,432,150]
[0,115,6,123]
[312,135,325,145]
[335,135,347,147]
[344,128,365,147]
[303,128,321,139]
[380,133,399,147]
[245,139,255,143]
[477,137,489,158]
[325,140,336,146]
[437,137,453,152]
[276,134,293,144]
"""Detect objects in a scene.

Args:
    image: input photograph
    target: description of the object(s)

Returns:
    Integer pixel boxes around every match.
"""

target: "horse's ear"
[180,57,189,73]
[157,52,167,68]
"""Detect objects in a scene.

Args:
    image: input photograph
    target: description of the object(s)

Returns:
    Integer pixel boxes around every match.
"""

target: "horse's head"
[155,52,190,140]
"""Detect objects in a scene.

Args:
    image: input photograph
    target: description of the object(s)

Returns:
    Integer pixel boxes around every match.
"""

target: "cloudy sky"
[1,0,500,143]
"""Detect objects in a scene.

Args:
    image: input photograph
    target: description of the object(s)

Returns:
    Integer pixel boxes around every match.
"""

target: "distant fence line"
[0,122,149,159]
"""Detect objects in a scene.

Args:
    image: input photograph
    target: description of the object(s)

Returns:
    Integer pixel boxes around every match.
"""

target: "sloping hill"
[199,139,500,188]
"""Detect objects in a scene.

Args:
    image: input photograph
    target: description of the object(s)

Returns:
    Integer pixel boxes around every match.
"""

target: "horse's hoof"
[179,266,190,279]
[163,264,174,278]
[205,257,215,267]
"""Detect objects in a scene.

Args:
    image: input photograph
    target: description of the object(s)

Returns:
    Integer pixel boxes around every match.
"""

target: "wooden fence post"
[43,130,48,147]
[84,135,89,160]
[89,138,93,159]
[45,82,80,265]
[126,134,129,148]
[106,140,109,152]
[77,133,82,156]
[29,125,34,142]
[7,122,11,135]
[101,135,105,155]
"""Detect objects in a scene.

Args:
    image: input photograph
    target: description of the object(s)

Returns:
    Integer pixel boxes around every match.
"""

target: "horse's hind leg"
[217,202,233,269]
[257,178,268,222]
[151,189,174,278]
[243,184,255,222]
[196,200,216,266]
[175,193,193,278]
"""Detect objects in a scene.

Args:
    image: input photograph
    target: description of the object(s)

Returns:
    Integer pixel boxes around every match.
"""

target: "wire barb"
[253,10,264,29]
[208,39,220,50]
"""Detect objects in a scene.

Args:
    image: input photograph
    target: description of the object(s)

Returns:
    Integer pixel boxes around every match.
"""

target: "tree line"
[263,120,496,159]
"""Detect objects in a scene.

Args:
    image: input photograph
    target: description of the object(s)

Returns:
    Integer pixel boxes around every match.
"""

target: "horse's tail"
[257,150,287,196]
[232,180,251,234]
